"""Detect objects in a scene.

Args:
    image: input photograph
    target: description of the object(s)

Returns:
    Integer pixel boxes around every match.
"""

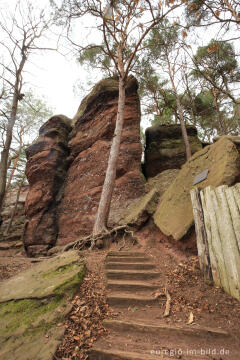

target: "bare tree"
[0,1,53,212]
[57,0,182,237]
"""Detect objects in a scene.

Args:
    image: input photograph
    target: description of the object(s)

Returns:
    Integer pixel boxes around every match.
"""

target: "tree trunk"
[212,89,225,135]
[166,55,192,160]
[190,188,212,281]
[5,151,21,193]
[93,77,126,235]
[4,176,24,236]
[0,91,19,212]
[175,94,192,160]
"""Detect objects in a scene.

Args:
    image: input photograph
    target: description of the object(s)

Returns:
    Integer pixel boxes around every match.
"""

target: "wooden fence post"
[190,188,212,281]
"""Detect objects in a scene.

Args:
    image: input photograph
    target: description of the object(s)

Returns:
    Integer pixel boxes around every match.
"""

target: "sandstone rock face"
[0,250,85,360]
[24,115,72,256]
[57,76,144,245]
[154,138,240,241]
[23,77,144,253]
[144,124,202,178]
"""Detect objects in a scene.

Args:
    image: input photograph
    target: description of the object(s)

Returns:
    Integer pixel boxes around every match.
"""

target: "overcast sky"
[0,0,98,120]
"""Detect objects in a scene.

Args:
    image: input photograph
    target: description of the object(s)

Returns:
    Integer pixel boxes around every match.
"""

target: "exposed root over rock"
[62,225,136,252]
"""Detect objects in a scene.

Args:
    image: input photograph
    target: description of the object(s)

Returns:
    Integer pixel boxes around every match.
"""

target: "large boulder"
[0,250,85,360]
[144,124,202,178]
[57,76,144,245]
[154,138,240,241]
[121,169,179,227]
[24,115,72,257]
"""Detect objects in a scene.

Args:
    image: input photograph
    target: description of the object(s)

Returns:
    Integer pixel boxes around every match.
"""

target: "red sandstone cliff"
[57,76,144,245]
[23,115,72,256]
[23,76,145,255]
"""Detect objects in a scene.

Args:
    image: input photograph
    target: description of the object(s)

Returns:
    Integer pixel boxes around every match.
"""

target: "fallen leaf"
[187,311,194,324]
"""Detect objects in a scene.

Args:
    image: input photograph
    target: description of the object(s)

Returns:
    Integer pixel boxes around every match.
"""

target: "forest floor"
[1,228,240,360]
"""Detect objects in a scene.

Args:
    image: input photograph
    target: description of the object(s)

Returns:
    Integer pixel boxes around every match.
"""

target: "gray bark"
[93,77,126,235]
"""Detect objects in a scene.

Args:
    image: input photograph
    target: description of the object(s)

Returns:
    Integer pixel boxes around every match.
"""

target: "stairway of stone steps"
[0,232,23,256]
[89,250,237,360]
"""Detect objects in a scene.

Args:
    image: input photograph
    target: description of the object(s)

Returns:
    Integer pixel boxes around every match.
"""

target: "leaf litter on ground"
[55,268,112,360]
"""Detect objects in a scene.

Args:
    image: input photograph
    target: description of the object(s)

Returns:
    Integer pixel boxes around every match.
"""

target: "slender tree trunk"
[212,89,225,135]
[175,94,192,160]
[0,91,19,212]
[5,150,21,194]
[174,110,178,124]
[93,77,126,235]
[0,48,26,213]
[0,150,21,216]
[185,75,197,126]
[166,56,192,160]
[4,176,24,236]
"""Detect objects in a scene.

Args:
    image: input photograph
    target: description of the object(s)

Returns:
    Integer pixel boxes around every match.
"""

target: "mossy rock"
[145,169,180,193]
[154,138,240,241]
[144,124,202,178]
[0,251,85,360]
[213,135,240,144]
[73,75,138,124]
[120,188,160,227]
[121,169,179,227]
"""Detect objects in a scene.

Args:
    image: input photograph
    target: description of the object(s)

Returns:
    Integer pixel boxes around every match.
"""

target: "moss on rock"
[154,138,240,241]
[144,124,202,178]
[0,251,85,360]
[73,75,138,124]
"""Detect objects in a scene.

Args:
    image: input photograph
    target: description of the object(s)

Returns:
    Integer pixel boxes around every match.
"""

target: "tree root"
[62,224,131,252]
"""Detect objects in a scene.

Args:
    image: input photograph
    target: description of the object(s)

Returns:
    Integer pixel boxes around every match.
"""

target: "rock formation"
[24,115,72,256]
[23,77,145,255]
[144,124,202,178]
[57,76,144,246]
[121,169,179,228]
[154,137,240,241]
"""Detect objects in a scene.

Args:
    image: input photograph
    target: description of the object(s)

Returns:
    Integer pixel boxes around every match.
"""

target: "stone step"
[107,280,159,292]
[106,256,150,263]
[0,233,22,243]
[89,347,211,360]
[89,348,178,360]
[103,319,230,340]
[0,241,22,250]
[106,269,159,281]
[107,292,157,306]
[105,262,155,270]
[107,251,144,257]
